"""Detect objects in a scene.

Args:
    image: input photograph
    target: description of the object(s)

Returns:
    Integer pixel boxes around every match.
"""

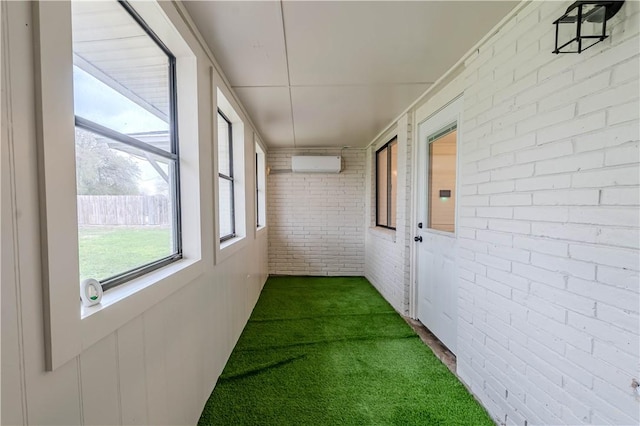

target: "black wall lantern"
[553,1,625,53]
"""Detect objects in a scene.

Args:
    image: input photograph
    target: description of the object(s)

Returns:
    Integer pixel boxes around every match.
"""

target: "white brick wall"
[267,149,365,275]
[454,1,640,425]
[266,1,638,423]
[362,1,639,425]
[364,114,413,314]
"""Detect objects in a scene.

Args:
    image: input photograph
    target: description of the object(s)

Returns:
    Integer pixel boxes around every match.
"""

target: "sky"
[73,65,168,135]
[73,65,171,196]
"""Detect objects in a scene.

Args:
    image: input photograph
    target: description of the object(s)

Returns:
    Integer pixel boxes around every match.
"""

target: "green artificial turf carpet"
[199,276,493,425]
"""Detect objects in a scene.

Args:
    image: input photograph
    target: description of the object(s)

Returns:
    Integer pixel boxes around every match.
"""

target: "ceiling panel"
[283,1,518,86]
[183,1,518,148]
[183,1,288,87]
[291,84,430,147]
[234,87,295,148]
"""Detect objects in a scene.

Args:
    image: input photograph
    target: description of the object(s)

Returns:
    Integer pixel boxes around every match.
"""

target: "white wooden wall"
[1,1,268,425]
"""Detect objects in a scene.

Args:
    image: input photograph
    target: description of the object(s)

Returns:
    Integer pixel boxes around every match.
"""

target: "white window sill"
[368,226,396,242]
[80,257,202,351]
[256,225,267,235]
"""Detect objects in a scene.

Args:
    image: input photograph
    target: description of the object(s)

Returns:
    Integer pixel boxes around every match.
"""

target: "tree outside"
[74,128,174,282]
[75,128,141,196]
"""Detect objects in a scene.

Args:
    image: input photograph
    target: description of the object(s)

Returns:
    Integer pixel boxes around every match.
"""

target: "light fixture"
[552,1,625,54]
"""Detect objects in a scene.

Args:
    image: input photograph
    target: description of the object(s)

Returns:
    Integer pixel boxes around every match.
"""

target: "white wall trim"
[32,0,82,370]
[1,1,30,421]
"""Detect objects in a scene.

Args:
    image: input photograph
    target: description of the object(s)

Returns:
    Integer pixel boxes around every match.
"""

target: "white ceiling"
[183,1,518,148]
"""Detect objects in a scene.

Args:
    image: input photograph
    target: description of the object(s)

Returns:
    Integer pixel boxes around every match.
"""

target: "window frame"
[217,108,236,242]
[73,0,183,291]
[33,0,202,371]
[256,151,260,227]
[255,139,266,230]
[426,123,457,234]
[375,137,398,230]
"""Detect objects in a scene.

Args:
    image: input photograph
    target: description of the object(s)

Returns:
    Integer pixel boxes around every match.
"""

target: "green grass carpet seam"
[199,276,493,426]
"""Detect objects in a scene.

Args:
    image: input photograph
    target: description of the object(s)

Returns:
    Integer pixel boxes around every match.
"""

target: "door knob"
[418,222,423,228]
[414,236,423,242]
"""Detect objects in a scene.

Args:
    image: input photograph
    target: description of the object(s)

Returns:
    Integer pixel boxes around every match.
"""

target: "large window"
[376,137,398,229]
[218,110,235,241]
[72,0,181,291]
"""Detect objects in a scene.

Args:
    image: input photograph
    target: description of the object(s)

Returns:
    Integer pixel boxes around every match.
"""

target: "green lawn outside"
[78,226,172,282]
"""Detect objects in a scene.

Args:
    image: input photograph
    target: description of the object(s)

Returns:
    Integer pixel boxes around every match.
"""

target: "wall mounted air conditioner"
[291,156,342,173]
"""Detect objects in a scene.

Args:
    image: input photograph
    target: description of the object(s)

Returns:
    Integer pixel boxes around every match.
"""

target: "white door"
[415,97,461,354]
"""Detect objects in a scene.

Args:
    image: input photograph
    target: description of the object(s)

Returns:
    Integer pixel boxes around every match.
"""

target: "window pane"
[256,152,260,227]
[75,128,177,282]
[428,130,457,233]
[390,142,398,229]
[256,144,266,229]
[218,113,231,176]
[219,177,234,238]
[376,147,388,226]
[71,1,171,149]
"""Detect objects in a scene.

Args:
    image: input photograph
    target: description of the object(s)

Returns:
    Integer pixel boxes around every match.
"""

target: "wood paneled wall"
[1,1,268,424]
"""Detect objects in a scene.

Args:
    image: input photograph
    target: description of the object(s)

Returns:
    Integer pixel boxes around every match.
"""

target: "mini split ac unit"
[291,156,342,173]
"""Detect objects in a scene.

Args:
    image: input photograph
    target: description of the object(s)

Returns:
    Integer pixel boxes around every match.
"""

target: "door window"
[427,125,457,233]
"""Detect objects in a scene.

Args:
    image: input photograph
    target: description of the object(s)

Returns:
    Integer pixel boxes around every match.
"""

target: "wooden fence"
[77,195,170,226]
